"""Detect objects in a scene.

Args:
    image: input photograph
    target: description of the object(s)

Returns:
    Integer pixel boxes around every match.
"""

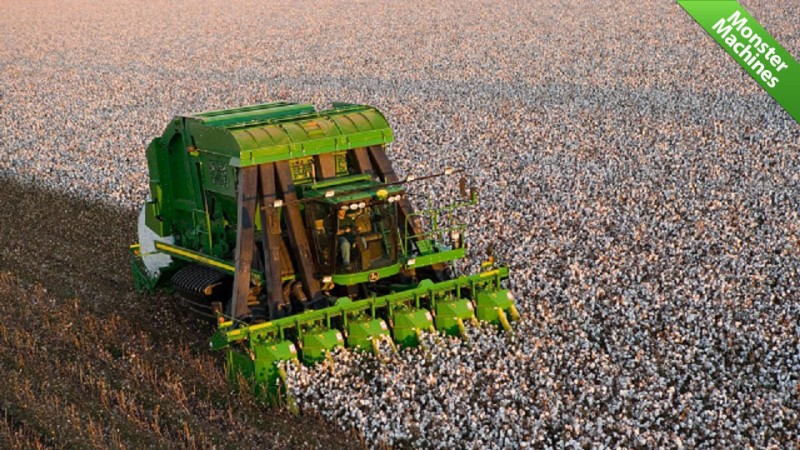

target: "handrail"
[403,196,474,255]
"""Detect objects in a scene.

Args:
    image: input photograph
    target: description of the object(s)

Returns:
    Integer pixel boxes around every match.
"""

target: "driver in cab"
[337,208,371,270]
[337,209,356,270]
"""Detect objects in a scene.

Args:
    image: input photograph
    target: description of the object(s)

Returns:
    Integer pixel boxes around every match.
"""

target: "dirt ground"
[0,177,363,449]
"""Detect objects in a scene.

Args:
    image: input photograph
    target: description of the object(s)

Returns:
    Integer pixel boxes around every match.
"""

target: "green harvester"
[131,101,519,400]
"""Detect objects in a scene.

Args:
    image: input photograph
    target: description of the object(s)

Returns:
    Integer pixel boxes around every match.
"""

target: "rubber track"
[171,263,231,303]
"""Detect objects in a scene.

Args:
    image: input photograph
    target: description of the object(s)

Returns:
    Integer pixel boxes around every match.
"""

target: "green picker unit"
[131,101,519,398]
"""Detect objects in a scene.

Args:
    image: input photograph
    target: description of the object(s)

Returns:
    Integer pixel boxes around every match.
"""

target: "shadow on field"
[0,177,362,449]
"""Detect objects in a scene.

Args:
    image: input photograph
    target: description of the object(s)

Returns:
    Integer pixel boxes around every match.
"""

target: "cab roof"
[301,176,405,205]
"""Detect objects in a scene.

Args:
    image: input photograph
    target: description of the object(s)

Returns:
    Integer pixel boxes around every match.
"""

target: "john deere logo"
[368,271,380,282]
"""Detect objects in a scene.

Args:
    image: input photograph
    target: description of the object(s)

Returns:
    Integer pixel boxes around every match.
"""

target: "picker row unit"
[131,102,518,398]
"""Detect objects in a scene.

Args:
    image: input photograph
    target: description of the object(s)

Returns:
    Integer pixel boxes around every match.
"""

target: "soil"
[0,176,364,449]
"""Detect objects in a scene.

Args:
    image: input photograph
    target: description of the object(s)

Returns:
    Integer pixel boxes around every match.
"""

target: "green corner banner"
[678,1,800,123]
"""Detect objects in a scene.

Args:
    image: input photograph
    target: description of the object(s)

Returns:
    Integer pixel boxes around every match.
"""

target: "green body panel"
[129,245,158,292]
[475,289,515,324]
[330,263,400,285]
[186,103,393,166]
[415,239,435,255]
[301,328,344,364]
[253,340,298,393]
[144,201,167,236]
[192,102,316,127]
[392,307,434,347]
[226,339,298,400]
[228,350,255,381]
[434,298,476,336]
[346,317,390,351]
[409,248,466,269]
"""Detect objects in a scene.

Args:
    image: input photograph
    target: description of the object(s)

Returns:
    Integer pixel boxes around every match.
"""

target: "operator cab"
[305,187,403,276]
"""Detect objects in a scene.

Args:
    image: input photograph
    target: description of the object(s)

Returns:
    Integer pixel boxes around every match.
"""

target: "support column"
[352,147,374,176]
[275,161,321,303]
[314,154,337,180]
[257,163,289,319]
[229,166,258,319]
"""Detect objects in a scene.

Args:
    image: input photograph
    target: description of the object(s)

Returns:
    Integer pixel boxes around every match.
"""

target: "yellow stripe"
[154,242,235,273]
[245,321,274,333]
[479,269,499,278]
